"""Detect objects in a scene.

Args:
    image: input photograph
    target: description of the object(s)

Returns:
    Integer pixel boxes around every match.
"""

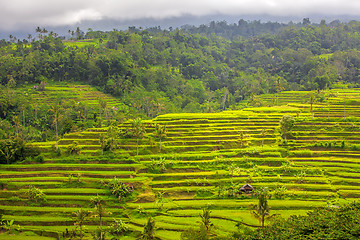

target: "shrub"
[108,219,129,237]
[0,138,40,164]
[67,141,81,155]
[103,177,133,201]
[195,188,213,198]
[25,185,46,203]
[146,157,173,173]
[350,144,360,151]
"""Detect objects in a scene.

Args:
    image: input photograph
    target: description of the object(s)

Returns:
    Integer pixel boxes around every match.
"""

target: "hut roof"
[240,183,253,191]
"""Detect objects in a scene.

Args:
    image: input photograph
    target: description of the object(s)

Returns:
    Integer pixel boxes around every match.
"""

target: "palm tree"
[260,129,267,147]
[154,123,166,153]
[0,143,16,165]
[279,115,295,143]
[73,209,91,240]
[27,34,32,43]
[49,104,63,150]
[252,187,273,227]
[199,208,213,233]
[90,195,110,239]
[140,217,156,240]
[131,118,146,156]
[239,131,246,147]
[308,93,316,113]
[36,26,43,40]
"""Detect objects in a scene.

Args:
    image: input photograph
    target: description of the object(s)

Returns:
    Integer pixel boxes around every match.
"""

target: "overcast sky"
[1,0,360,32]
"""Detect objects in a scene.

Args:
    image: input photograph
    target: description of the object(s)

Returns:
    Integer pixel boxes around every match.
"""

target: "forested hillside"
[1,20,360,139]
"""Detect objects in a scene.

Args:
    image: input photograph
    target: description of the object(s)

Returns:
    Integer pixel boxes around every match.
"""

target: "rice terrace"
[1,18,360,240]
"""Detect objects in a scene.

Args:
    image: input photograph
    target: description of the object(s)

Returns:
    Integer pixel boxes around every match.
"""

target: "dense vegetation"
[3,19,360,143]
[235,202,360,239]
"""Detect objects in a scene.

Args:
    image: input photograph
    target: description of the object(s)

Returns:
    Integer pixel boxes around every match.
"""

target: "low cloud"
[1,0,360,31]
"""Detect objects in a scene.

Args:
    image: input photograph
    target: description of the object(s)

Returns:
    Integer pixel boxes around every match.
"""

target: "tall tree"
[252,187,272,227]
[90,195,110,240]
[279,115,295,143]
[308,93,316,113]
[73,208,91,240]
[154,123,166,153]
[260,129,267,147]
[131,118,146,156]
[49,104,63,150]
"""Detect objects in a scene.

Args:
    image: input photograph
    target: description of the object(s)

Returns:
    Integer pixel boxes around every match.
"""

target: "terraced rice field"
[1,88,360,239]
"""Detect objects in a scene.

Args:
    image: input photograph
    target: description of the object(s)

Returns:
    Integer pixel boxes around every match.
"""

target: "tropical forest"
[1,19,360,239]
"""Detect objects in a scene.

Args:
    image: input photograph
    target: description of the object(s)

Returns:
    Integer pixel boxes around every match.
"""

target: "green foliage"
[154,123,167,153]
[103,177,133,201]
[272,185,287,199]
[25,185,46,203]
[279,115,295,143]
[234,202,360,240]
[108,218,129,237]
[155,191,166,210]
[73,208,91,240]
[0,138,40,164]
[130,118,146,156]
[140,217,157,240]
[147,157,173,173]
[252,187,273,227]
[350,144,360,151]
[90,195,111,240]
[199,208,213,233]
[181,209,214,239]
[181,226,209,240]
[2,219,20,234]
[67,141,81,155]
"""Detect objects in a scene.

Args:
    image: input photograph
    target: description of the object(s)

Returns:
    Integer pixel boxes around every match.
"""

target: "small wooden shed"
[239,183,254,193]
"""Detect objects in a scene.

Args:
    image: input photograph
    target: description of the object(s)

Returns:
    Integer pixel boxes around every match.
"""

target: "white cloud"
[1,0,360,30]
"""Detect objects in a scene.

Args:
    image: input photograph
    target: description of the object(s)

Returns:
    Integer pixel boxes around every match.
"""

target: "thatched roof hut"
[239,183,253,193]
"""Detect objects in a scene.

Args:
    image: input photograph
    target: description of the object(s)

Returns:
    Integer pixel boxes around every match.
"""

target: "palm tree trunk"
[137,138,139,156]
[80,225,83,240]
[55,121,58,150]
[159,138,162,153]
[100,215,103,239]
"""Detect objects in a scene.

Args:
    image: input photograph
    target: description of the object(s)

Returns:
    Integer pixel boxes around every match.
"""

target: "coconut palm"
[131,118,146,156]
[73,208,91,240]
[90,195,111,239]
[279,115,295,143]
[49,104,63,150]
[260,129,267,147]
[154,123,166,153]
[252,187,273,227]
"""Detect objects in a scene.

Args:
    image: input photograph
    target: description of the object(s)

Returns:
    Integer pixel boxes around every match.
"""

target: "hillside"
[1,88,360,239]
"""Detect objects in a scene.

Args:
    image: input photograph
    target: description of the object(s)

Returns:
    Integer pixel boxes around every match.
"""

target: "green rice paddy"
[1,85,360,239]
